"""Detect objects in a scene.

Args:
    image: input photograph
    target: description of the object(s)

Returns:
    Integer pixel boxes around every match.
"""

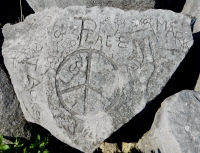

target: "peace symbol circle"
[55,49,120,116]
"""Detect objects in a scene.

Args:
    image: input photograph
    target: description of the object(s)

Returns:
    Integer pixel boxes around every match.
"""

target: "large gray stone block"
[26,0,155,12]
[137,90,200,153]
[0,68,31,143]
[2,6,193,152]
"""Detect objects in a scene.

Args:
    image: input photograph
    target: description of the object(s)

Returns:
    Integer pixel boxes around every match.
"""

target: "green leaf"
[29,143,39,149]
[14,138,19,145]
[17,143,24,148]
[43,149,49,153]
[43,135,49,143]
[23,147,27,153]
[0,145,10,151]
[0,135,3,145]
[36,135,40,142]
[39,142,45,149]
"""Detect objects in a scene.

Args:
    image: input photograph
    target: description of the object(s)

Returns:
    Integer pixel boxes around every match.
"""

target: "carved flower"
[140,18,151,27]
[51,24,67,42]
[131,19,140,27]
[101,17,110,25]
[47,55,59,69]
[114,18,125,28]
[62,39,77,51]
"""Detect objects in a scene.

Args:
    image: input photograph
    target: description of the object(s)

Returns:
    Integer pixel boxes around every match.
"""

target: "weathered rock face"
[181,0,200,92]
[99,142,121,153]
[182,0,200,33]
[26,0,155,12]
[0,68,31,143]
[137,90,200,153]
[2,6,193,152]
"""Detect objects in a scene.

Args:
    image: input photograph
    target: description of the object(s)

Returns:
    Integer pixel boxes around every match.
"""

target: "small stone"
[0,68,31,144]
[137,90,200,153]
[100,142,121,153]
[185,126,190,132]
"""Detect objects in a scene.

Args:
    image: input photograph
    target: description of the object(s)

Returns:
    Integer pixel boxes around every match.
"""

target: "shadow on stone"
[150,149,161,153]
[155,0,186,12]
[29,123,82,153]
[105,31,200,143]
[129,148,143,153]
[3,136,29,144]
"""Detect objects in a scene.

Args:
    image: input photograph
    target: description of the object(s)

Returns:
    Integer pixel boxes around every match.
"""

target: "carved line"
[61,84,85,94]
[56,49,119,75]
[84,52,92,114]
[55,49,120,115]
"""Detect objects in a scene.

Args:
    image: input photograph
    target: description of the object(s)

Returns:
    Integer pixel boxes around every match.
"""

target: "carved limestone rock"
[137,90,200,153]
[26,0,155,12]
[0,68,31,143]
[2,6,193,152]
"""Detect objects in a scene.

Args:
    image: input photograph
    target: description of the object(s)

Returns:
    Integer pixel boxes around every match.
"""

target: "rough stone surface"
[26,0,155,12]
[195,74,200,91]
[181,0,200,92]
[100,142,121,153]
[0,67,31,143]
[122,142,137,153]
[137,90,200,153]
[182,0,200,33]
[2,6,193,152]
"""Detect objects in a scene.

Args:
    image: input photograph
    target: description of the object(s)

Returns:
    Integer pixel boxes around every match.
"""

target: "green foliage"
[0,134,49,153]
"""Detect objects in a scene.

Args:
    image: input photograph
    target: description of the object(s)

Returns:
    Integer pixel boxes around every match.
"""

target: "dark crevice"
[155,0,186,12]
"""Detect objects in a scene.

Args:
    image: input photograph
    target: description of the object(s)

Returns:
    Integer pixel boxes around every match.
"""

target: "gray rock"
[137,90,200,153]
[181,0,200,92]
[0,68,31,143]
[26,0,155,12]
[195,76,200,91]
[182,0,200,33]
[2,6,193,152]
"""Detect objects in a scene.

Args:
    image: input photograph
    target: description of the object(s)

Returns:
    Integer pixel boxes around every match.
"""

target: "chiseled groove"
[61,84,85,94]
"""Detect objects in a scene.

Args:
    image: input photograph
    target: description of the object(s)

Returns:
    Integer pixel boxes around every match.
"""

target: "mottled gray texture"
[0,68,31,143]
[182,0,200,92]
[182,0,200,33]
[26,0,155,12]
[2,6,193,152]
[137,90,200,153]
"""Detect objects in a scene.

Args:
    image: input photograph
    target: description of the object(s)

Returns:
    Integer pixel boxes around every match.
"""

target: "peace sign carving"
[56,49,120,116]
